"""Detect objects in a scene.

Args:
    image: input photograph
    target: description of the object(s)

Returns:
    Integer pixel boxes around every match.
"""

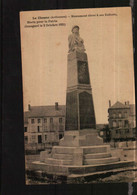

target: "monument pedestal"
[31,130,134,179]
[40,130,118,168]
[59,129,103,147]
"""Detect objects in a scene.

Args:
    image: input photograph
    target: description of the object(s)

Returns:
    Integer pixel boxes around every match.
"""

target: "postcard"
[20,7,136,184]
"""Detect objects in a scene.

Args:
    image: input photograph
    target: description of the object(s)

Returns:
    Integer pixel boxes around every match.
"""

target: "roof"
[24,105,66,120]
[109,101,130,109]
[24,111,30,123]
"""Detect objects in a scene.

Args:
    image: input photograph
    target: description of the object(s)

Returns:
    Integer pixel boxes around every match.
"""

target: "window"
[38,118,41,123]
[118,113,122,118]
[50,118,53,123]
[59,134,63,139]
[119,120,122,127]
[38,135,42,143]
[44,118,47,123]
[113,121,117,127]
[126,129,129,133]
[24,127,27,132]
[124,120,129,127]
[37,126,40,132]
[45,135,47,141]
[31,135,36,142]
[113,113,116,118]
[59,118,62,123]
[116,130,118,134]
[31,119,34,124]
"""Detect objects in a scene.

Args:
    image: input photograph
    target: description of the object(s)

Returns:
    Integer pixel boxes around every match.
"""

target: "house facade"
[24,102,65,151]
[108,101,136,140]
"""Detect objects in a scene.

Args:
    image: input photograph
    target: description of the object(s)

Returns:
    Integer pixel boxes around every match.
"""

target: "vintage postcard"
[20,7,136,184]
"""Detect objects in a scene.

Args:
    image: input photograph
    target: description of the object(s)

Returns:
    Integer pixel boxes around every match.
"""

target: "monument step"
[84,152,111,159]
[52,153,73,160]
[71,161,135,175]
[52,145,110,155]
[84,157,120,165]
[83,145,110,154]
[45,158,73,166]
[31,161,69,174]
[52,146,75,154]
[32,160,135,176]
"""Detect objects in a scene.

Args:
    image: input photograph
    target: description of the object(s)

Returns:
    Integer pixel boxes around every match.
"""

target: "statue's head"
[72,25,79,36]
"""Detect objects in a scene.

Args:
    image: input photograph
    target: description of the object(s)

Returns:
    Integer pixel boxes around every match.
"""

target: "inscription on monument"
[78,61,90,84]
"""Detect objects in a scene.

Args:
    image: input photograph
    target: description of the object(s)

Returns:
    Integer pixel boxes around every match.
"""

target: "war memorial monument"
[31,26,135,183]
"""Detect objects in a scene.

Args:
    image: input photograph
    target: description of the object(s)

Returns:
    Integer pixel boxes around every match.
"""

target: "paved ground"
[91,170,137,183]
[26,169,137,184]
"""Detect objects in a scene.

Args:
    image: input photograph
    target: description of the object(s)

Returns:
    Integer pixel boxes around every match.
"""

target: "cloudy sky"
[20,7,135,124]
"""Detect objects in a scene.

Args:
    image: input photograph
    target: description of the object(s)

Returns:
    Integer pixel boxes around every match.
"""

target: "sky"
[20,7,135,124]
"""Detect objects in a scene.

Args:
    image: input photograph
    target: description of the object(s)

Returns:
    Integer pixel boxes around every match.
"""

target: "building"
[24,102,65,152]
[108,101,136,141]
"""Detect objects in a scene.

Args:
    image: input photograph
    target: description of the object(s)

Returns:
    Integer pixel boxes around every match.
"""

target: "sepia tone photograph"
[20,7,136,184]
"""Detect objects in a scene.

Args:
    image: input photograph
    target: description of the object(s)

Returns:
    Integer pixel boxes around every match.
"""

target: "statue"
[68,25,85,53]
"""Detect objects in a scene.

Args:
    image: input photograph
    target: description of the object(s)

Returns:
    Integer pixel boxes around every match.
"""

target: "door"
[38,135,42,143]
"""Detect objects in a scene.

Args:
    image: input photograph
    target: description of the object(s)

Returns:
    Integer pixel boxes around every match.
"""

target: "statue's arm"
[68,34,75,49]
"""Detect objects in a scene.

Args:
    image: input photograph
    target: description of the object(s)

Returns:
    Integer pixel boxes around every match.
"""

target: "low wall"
[110,141,137,149]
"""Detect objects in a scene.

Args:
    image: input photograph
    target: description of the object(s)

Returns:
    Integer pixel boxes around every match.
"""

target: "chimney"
[125,102,126,105]
[109,100,111,108]
[55,102,58,110]
[28,104,31,111]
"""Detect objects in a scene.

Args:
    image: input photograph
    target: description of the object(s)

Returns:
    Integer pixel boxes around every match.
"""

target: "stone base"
[30,160,135,178]
[59,129,103,146]
[31,130,135,178]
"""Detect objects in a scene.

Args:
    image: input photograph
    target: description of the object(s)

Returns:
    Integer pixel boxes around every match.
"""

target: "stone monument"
[66,25,96,130]
[31,26,135,182]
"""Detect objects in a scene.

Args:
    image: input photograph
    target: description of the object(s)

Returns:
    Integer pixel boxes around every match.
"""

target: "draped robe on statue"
[68,33,85,53]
